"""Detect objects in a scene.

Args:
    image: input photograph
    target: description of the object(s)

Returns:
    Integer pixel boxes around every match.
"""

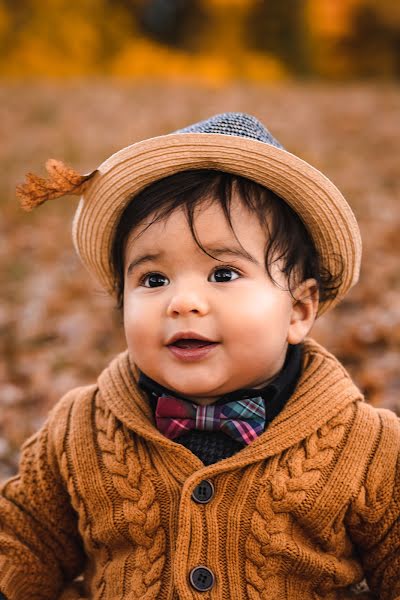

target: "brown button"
[191,480,215,504]
[189,566,215,591]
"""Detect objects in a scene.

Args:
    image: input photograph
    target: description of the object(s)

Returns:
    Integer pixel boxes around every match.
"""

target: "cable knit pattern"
[0,339,400,600]
[245,406,355,599]
[94,393,166,599]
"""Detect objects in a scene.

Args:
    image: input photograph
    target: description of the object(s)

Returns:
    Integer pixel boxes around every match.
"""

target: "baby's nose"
[166,290,209,317]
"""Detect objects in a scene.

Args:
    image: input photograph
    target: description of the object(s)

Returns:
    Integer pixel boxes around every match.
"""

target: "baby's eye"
[141,273,169,288]
[209,267,240,283]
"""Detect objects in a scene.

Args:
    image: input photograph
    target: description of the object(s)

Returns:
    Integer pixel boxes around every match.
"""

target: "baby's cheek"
[124,302,160,352]
[123,306,144,343]
[231,301,272,329]
[124,294,146,323]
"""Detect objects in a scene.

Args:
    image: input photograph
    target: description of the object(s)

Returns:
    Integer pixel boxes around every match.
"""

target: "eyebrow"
[126,252,163,276]
[204,245,260,265]
[126,245,260,276]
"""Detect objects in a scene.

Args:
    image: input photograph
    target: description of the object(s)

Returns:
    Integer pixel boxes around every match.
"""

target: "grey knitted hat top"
[176,112,285,150]
[18,112,362,316]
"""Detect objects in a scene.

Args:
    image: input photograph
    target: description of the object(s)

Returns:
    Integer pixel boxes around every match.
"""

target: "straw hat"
[17,112,361,316]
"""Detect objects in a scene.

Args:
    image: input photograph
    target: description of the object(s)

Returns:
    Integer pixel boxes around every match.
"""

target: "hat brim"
[72,133,361,316]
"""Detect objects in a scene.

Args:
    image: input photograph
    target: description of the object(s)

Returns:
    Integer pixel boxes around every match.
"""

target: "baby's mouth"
[170,339,216,349]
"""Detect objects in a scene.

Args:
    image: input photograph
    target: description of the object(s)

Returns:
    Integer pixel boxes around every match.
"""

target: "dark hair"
[110,169,343,312]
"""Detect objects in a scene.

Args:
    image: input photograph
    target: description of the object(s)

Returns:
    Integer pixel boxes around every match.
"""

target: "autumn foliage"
[0,0,399,80]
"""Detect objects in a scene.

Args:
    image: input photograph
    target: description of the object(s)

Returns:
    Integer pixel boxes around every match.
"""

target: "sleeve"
[345,408,400,600]
[0,390,87,600]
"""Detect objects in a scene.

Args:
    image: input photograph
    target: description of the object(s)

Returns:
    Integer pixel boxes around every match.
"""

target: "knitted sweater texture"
[1,339,400,600]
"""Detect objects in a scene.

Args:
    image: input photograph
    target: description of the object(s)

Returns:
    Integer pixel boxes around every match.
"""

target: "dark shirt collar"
[138,343,303,424]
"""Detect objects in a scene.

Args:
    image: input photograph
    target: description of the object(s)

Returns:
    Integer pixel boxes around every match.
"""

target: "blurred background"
[1,0,400,480]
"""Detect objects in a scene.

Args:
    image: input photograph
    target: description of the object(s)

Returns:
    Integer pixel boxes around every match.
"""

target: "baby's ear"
[287,279,319,344]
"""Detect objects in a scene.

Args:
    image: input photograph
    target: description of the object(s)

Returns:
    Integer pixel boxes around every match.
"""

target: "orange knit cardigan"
[0,339,400,600]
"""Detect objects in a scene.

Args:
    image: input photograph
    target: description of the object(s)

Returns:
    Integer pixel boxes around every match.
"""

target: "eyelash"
[138,265,242,287]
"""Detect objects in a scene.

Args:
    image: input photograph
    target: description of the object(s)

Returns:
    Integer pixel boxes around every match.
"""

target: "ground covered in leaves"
[1,81,399,480]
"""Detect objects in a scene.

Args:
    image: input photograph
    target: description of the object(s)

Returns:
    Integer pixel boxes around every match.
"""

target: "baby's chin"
[167,385,221,405]
[163,374,267,403]
[165,381,226,405]
[169,381,251,405]
[181,394,222,406]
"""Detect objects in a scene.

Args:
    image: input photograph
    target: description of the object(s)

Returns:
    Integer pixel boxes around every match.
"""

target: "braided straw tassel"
[16,159,97,212]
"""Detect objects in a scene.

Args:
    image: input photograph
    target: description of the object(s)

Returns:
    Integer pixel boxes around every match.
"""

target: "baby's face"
[123,193,316,405]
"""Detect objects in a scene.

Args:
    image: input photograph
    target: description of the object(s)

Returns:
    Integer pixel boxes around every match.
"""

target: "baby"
[1,113,399,599]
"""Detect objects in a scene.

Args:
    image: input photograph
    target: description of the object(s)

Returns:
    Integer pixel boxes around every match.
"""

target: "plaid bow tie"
[155,395,266,445]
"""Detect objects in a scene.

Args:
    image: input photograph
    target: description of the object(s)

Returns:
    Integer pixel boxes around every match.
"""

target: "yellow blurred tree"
[0,0,399,79]
[0,0,128,76]
[347,0,400,77]
[307,0,400,78]
[102,0,287,82]
[246,0,310,75]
